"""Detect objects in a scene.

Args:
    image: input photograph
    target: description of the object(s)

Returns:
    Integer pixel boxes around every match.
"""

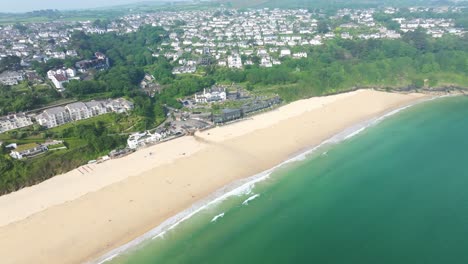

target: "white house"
[51,73,68,90]
[293,52,308,59]
[66,68,76,77]
[260,57,273,68]
[228,54,243,69]
[127,131,162,149]
[280,49,291,57]
[47,68,78,91]
[47,69,67,91]
[309,39,323,46]
[194,87,227,103]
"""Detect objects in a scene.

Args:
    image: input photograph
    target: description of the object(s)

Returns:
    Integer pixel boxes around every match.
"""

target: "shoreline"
[92,93,439,264]
[0,90,432,264]
[0,136,207,227]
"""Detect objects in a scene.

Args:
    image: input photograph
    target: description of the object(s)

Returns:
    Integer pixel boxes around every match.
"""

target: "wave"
[242,194,260,205]
[211,212,225,222]
[151,231,166,240]
[91,95,439,264]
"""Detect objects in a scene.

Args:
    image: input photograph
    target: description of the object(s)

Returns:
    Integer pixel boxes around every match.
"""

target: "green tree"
[317,20,330,34]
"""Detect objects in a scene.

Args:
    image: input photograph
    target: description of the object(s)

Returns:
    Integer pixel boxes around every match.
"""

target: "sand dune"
[0,90,428,264]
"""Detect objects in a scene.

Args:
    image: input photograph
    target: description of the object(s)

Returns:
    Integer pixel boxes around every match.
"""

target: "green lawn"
[48,143,66,149]
[33,84,52,91]
[48,114,117,134]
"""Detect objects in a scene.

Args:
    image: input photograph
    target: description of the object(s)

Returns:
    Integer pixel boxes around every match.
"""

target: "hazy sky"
[1,0,152,13]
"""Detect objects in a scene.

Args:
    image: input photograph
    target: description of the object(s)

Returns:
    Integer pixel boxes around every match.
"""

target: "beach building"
[194,87,227,103]
[213,108,242,124]
[10,143,48,159]
[212,96,282,124]
[241,97,281,115]
[127,131,162,149]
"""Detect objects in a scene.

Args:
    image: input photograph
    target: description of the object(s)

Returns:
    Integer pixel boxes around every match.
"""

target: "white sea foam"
[91,96,439,264]
[96,254,118,264]
[242,194,260,205]
[151,231,166,240]
[211,212,225,222]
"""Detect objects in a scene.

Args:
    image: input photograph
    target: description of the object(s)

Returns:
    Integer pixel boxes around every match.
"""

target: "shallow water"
[107,96,468,264]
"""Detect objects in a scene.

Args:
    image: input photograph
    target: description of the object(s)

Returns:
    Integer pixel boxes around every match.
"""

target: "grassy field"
[0,9,124,25]
[0,1,218,25]
[47,112,139,135]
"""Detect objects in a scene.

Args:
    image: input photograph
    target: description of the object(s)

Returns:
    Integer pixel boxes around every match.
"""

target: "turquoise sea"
[105,96,468,264]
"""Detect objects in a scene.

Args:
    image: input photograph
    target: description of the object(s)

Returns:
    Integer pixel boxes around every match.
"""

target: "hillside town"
[0,6,466,86]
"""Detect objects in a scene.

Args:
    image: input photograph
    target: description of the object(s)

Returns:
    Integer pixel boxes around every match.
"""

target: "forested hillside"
[210,32,468,101]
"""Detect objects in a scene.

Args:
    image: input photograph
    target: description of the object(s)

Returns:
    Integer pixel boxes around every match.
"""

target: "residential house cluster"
[139,74,163,96]
[0,71,24,85]
[75,52,109,73]
[0,6,465,82]
[0,21,81,66]
[395,18,461,37]
[172,65,196,74]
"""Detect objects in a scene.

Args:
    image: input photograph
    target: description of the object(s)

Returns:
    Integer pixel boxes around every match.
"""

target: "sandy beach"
[0,90,428,264]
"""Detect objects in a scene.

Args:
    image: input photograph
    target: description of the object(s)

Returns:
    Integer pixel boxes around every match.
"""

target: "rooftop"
[15,143,40,152]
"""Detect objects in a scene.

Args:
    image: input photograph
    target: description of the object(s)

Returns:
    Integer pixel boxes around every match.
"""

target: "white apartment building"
[36,107,70,128]
[228,54,243,69]
[0,113,33,133]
